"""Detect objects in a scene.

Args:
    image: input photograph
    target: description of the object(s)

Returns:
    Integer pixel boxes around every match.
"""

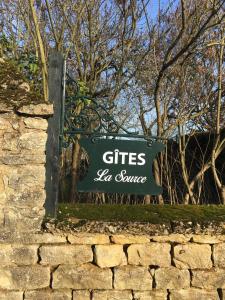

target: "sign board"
[77,138,165,195]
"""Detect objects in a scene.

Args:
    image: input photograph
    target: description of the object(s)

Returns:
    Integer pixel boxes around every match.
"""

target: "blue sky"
[150,0,173,18]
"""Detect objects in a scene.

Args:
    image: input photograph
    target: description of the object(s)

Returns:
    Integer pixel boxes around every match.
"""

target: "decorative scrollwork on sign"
[62,74,138,147]
[61,74,168,148]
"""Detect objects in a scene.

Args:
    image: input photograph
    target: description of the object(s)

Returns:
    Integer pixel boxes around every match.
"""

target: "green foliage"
[65,79,92,114]
[18,53,39,77]
[77,80,89,96]
[16,52,41,93]
[0,33,41,92]
[76,80,92,106]
[0,34,11,55]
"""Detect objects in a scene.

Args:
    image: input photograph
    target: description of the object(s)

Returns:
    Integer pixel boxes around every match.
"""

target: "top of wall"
[0,58,53,117]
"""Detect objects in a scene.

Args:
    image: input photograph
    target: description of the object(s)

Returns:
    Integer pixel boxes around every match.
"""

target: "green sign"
[78,138,165,195]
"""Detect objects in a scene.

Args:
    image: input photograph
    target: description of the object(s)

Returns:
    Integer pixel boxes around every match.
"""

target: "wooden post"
[45,51,64,217]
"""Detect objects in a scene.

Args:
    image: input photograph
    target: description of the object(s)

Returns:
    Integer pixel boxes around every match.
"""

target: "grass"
[57,203,225,224]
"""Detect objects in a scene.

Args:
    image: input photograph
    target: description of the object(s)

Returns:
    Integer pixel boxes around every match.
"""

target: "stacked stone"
[0,232,225,299]
[0,103,53,232]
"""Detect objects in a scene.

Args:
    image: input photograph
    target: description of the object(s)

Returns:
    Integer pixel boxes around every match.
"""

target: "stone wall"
[1,59,225,299]
[0,231,225,299]
[0,103,53,232]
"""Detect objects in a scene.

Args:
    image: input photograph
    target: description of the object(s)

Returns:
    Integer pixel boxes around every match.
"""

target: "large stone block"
[68,233,110,244]
[53,264,112,289]
[0,245,37,265]
[214,243,225,267]
[2,165,45,192]
[19,132,47,150]
[192,269,225,289]
[0,232,66,244]
[94,244,127,268]
[155,267,190,289]
[170,289,219,300]
[114,265,152,290]
[127,243,171,267]
[173,243,212,269]
[151,234,190,244]
[93,290,133,300]
[0,266,50,290]
[23,117,48,130]
[73,290,90,300]
[25,289,72,300]
[2,132,19,151]
[40,245,93,265]
[4,206,45,232]
[133,290,167,300]
[111,235,150,244]
[191,235,221,244]
[0,291,23,300]
[17,103,53,116]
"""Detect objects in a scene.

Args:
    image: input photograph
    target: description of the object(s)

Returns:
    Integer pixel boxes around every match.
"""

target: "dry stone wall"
[0,103,53,232]
[0,232,225,299]
[1,59,225,298]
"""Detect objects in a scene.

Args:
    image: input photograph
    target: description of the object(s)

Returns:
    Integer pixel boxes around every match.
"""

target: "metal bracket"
[61,75,167,148]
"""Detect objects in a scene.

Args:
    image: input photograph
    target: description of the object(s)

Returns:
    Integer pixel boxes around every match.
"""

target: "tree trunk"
[144,195,151,204]
[70,140,80,203]
[153,159,164,204]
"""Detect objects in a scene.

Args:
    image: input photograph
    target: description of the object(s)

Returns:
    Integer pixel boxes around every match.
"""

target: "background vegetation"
[1,0,224,205]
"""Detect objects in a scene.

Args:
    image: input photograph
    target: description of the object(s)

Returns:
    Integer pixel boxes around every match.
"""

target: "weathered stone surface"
[221,290,225,300]
[0,245,37,265]
[4,206,45,232]
[94,244,127,268]
[0,232,66,244]
[23,117,48,130]
[214,243,225,267]
[0,266,50,289]
[114,265,152,290]
[155,267,190,289]
[192,269,225,289]
[40,245,93,265]
[0,208,4,226]
[0,172,6,204]
[173,244,212,269]
[73,290,90,300]
[17,103,53,116]
[170,289,219,300]
[0,153,46,165]
[93,290,133,300]
[0,116,12,130]
[25,289,72,300]
[191,235,221,244]
[0,291,23,300]
[19,82,30,92]
[151,234,190,244]
[19,132,47,150]
[1,165,45,191]
[111,234,150,244]
[217,236,225,242]
[133,290,167,300]
[127,243,171,267]
[0,103,13,113]
[68,233,110,244]
[53,264,112,289]
[2,132,19,151]
[7,188,46,207]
